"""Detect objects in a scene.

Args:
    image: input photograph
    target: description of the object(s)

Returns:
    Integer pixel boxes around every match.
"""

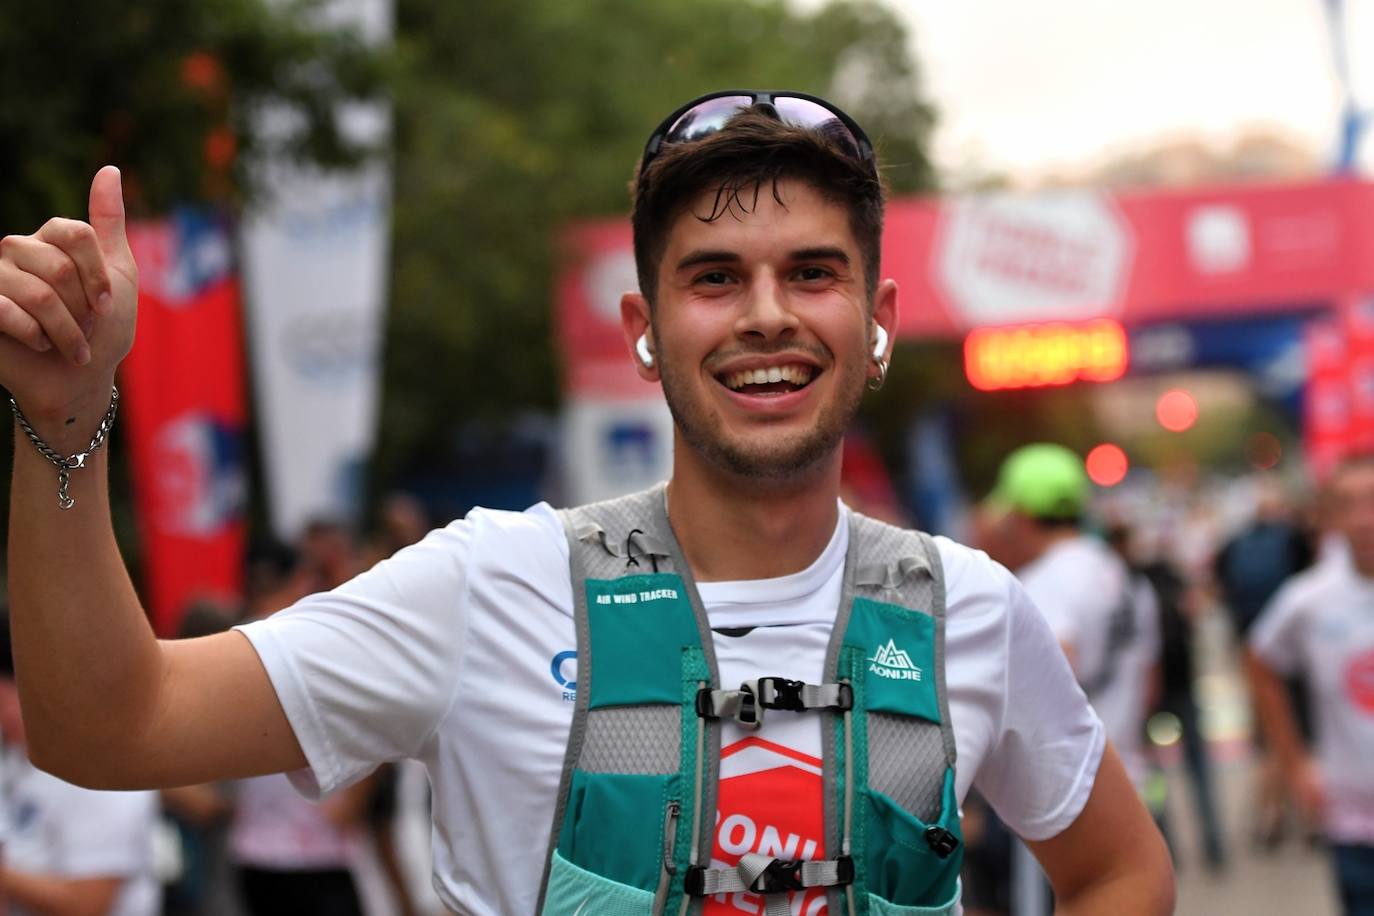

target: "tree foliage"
[0,0,387,228]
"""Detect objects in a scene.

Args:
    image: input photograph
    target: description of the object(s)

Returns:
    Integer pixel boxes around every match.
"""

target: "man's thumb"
[88,165,129,258]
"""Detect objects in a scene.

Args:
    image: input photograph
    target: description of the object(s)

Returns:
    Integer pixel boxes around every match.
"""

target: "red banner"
[1305,315,1351,481]
[558,177,1374,376]
[123,211,248,636]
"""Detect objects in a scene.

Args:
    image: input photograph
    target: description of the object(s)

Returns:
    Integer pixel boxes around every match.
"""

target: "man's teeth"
[724,365,814,390]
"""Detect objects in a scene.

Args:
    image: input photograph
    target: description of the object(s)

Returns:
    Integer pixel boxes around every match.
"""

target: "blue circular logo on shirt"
[550,651,577,690]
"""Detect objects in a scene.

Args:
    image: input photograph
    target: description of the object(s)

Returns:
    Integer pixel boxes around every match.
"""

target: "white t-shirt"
[1017,537,1159,788]
[2,752,160,916]
[238,502,1105,916]
[1250,554,1374,844]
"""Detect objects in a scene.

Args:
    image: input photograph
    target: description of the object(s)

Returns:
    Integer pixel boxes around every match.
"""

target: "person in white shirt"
[0,92,1172,915]
[983,444,1160,789]
[1249,455,1374,916]
[981,443,1161,916]
[0,612,160,916]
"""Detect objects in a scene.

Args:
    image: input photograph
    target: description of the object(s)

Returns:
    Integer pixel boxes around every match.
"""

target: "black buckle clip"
[835,682,854,711]
[757,677,806,712]
[924,826,960,859]
[683,865,707,896]
[735,690,759,727]
[749,858,806,894]
[835,855,855,885]
[695,687,762,727]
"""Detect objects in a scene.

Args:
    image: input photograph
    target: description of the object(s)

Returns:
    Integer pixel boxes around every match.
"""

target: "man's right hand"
[0,166,137,448]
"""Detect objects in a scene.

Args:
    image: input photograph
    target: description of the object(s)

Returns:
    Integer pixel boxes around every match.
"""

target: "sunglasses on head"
[637,90,877,189]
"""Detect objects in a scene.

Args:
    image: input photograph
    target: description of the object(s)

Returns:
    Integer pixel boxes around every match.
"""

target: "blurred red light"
[1155,389,1198,432]
[1086,443,1129,486]
[180,52,224,95]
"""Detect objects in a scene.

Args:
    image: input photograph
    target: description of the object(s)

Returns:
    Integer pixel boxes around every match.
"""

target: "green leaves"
[0,0,388,225]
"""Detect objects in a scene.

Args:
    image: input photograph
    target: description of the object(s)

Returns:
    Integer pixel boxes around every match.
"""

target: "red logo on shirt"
[706,738,828,916]
[1346,649,1374,716]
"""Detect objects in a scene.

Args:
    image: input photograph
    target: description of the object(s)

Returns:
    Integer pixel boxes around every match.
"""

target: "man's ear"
[620,291,659,382]
[872,278,898,362]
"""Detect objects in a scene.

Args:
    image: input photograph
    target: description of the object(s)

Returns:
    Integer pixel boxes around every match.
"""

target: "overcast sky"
[893,0,1373,183]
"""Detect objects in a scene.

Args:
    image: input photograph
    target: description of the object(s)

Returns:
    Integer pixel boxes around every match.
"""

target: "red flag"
[122,211,247,636]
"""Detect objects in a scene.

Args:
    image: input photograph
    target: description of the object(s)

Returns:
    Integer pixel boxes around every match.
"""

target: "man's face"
[639,178,892,481]
[1333,462,1374,575]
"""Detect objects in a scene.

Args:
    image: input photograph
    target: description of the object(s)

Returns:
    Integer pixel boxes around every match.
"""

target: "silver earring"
[868,357,889,391]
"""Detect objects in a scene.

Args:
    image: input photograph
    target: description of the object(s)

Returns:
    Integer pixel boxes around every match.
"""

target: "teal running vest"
[536,485,963,916]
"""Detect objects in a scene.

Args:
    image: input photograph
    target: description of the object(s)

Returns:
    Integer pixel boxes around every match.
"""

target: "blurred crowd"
[0,494,444,916]
[958,448,1374,916]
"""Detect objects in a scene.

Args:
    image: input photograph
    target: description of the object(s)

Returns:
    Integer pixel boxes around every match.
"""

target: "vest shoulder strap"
[843,511,956,768]
[536,484,723,911]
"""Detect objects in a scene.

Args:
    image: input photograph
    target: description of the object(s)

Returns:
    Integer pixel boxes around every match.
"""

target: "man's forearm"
[8,401,165,785]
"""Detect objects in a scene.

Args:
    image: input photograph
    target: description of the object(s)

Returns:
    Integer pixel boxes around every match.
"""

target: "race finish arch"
[555,179,1374,501]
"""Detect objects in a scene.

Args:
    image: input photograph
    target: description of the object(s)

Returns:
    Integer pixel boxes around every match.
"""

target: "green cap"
[988,443,1089,521]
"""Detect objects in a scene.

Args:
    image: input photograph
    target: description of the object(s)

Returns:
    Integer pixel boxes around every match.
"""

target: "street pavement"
[1170,606,1340,915]
[1170,756,1338,915]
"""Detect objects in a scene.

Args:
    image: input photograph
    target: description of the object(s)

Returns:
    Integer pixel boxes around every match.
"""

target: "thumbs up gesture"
[0,167,138,442]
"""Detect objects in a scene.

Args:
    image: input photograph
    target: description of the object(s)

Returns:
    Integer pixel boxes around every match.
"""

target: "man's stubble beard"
[657,345,868,482]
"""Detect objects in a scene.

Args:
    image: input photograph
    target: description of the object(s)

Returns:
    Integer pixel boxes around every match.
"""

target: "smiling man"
[1,92,1173,915]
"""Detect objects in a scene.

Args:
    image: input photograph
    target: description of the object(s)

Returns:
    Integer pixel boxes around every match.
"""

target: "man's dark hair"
[631,107,886,308]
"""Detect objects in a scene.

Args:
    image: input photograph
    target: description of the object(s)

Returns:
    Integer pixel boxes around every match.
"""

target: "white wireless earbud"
[636,334,654,368]
[872,325,889,360]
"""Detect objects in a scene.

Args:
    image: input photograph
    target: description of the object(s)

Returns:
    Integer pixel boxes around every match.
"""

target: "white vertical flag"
[240,0,393,541]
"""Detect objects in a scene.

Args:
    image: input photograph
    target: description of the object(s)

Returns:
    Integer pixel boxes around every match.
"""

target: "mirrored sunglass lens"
[772,97,861,155]
[664,96,754,144]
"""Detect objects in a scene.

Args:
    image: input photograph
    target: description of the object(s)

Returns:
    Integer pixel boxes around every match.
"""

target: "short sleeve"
[974,575,1106,841]
[1019,565,1080,648]
[237,516,481,795]
[53,787,156,877]
[1249,580,1307,676]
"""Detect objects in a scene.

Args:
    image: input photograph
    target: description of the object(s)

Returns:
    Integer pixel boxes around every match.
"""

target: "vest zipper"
[652,799,681,915]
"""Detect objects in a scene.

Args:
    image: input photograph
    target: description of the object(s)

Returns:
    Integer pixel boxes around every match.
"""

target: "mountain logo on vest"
[868,639,922,681]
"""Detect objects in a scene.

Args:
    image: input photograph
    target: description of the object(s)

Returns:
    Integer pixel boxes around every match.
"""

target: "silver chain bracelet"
[9,386,120,510]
